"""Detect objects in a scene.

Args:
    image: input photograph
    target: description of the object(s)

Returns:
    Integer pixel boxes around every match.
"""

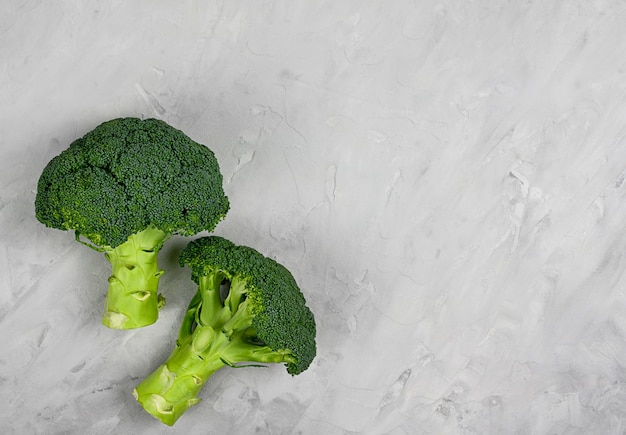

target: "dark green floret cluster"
[179,236,316,376]
[35,117,229,248]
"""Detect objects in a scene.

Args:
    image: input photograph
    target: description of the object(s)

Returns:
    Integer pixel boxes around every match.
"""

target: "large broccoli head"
[34,118,230,329]
[35,117,230,248]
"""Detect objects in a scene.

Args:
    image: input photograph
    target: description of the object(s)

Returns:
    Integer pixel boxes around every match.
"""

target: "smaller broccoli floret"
[35,118,229,329]
[133,236,316,426]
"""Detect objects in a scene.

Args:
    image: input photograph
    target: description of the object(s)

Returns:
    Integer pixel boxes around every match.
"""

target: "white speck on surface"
[2,1,626,434]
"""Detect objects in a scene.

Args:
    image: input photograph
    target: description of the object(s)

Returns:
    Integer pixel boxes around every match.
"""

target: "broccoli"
[133,236,316,426]
[35,118,230,329]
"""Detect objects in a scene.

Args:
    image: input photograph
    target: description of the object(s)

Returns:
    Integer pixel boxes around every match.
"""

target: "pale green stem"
[101,226,169,329]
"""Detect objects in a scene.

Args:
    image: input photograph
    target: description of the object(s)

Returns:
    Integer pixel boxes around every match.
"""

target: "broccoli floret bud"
[133,236,316,426]
[35,118,230,329]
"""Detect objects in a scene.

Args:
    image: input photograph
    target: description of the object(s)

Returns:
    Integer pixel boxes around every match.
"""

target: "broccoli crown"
[179,236,316,375]
[35,118,230,248]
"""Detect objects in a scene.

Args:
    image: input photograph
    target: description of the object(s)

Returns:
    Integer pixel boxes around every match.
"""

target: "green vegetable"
[35,118,230,329]
[133,236,316,425]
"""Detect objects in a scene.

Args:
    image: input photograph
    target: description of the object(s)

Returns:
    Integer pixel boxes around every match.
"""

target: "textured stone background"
[2,1,626,434]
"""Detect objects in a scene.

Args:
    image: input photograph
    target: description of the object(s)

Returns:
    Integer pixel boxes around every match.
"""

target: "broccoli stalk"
[35,118,230,329]
[100,225,168,328]
[133,236,316,426]
[133,274,294,425]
